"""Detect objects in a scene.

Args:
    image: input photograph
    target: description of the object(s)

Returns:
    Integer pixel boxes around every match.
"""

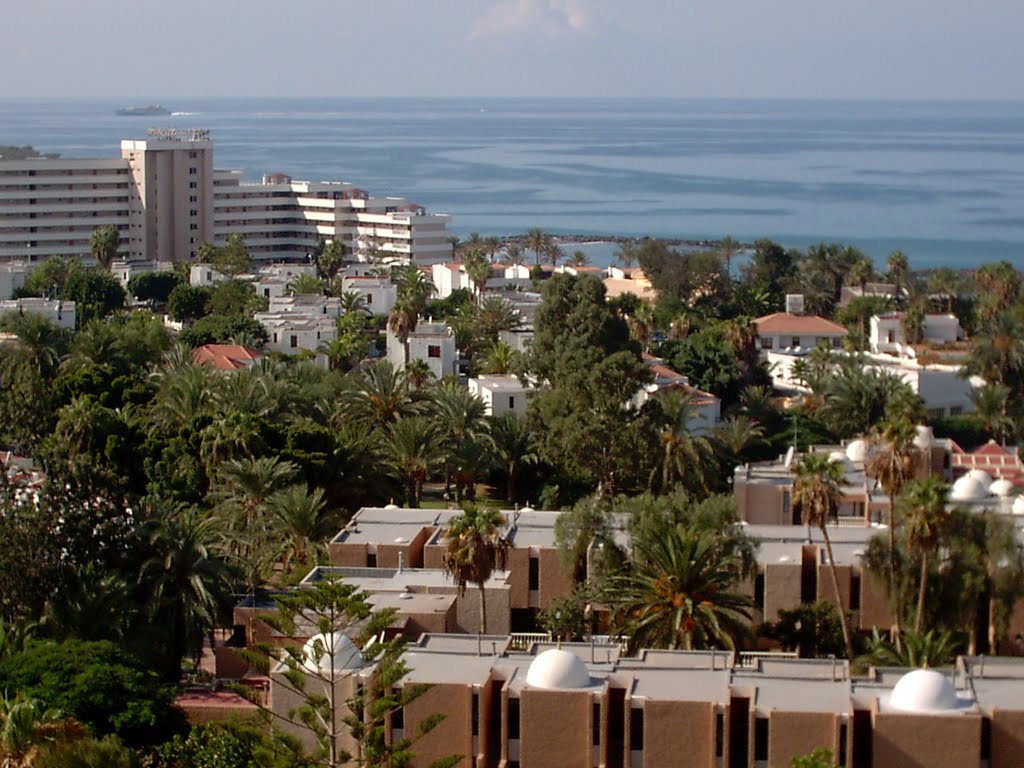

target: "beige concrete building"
[0,132,452,265]
[267,633,1024,768]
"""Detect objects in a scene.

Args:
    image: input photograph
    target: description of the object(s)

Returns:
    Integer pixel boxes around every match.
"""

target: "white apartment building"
[0,298,76,330]
[387,322,458,379]
[0,133,452,266]
[0,263,31,299]
[340,275,397,317]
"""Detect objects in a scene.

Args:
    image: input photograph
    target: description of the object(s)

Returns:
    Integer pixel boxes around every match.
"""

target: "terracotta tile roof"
[193,344,263,371]
[755,312,848,336]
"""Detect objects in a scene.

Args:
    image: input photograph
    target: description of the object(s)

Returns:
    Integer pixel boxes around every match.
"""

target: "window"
[189,167,197,175]
[850,574,861,610]
[630,708,644,751]
[367,552,377,568]
[754,573,765,611]
[189,181,197,189]
[715,712,725,757]
[887,330,895,343]
[471,692,479,736]
[592,703,601,746]
[509,396,516,410]
[366,294,373,304]
[290,335,298,349]
[528,556,539,591]
[427,345,441,358]
[754,718,769,761]
[839,722,848,767]
[791,336,801,347]
[391,704,404,731]
[507,698,520,739]
[950,406,963,416]
[760,337,773,350]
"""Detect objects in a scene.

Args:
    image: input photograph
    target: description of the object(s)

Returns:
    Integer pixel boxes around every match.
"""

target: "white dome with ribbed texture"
[950,475,989,502]
[302,632,364,675]
[845,439,869,463]
[1013,496,1024,516]
[525,649,591,690]
[966,469,993,486]
[889,669,960,713]
[990,479,1015,497]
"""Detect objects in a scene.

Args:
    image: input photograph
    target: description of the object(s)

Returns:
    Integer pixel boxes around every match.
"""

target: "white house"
[341,275,397,317]
[870,312,962,355]
[467,374,533,417]
[255,263,318,299]
[430,263,472,300]
[0,298,76,330]
[255,312,336,364]
[387,322,458,379]
[266,294,342,318]
[754,312,848,356]
[189,264,229,287]
[633,354,722,434]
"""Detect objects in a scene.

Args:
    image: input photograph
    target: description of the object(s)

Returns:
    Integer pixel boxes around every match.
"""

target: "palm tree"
[926,267,959,313]
[483,235,503,263]
[89,224,120,271]
[792,454,855,660]
[568,250,591,268]
[431,382,492,501]
[404,358,434,390]
[271,485,332,575]
[344,360,417,430]
[967,311,1024,386]
[287,274,325,295]
[717,236,740,278]
[387,297,419,367]
[0,311,69,380]
[212,456,299,557]
[480,341,517,375]
[615,239,638,269]
[652,389,717,496]
[887,250,909,303]
[340,290,369,316]
[503,243,526,267]
[385,416,437,507]
[900,476,949,633]
[857,627,962,671]
[865,417,918,637]
[543,240,563,267]
[489,412,538,502]
[608,525,753,653]
[441,505,511,634]
[713,414,766,465]
[142,505,234,681]
[464,249,492,303]
[970,382,1014,444]
[525,228,548,266]
[846,257,874,296]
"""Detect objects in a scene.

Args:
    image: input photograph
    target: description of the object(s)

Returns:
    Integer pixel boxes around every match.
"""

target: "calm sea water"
[2,97,1024,269]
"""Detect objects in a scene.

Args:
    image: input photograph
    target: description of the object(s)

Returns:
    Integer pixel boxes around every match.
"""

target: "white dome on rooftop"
[951,475,989,502]
[384,503,400,510]
[845,439,869,463]
[302,632,363,676]
[990,479,1015,497]
[889,669,960,713]
[966,469,993,486]
[525,648,591,690]
[1013,496,1024,516]
[914,426,934,452]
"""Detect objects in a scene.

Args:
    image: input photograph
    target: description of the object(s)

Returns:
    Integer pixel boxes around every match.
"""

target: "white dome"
[525,648,591,690]
[302,632,363,675]
[966,469,992,486]
[950,475,989,502]
[889,669,959,713]
[914,426,934,452]
[990,479,1015,497]
[384,503,400,510]
[1013,496,1024,516]
[845,439,869,463]
[828,451,855,472]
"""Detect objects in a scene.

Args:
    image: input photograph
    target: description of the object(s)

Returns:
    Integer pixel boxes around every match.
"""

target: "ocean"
[2,97,1024,269]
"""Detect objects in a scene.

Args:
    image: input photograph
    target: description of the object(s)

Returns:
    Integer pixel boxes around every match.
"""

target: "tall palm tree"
[713,414,766,466]
[568,250,591,268]
[792,454,855,660]
[652,389,717,496]
[543,240,563,267]
[340,290,369,316]
[344,360,417,430]
[430,382,492,501]
[142,506,234,681]
[480,341,517,375]
[970,382,1014,444]
[886,250,909,304]
[865,417,918,637]
[967,311,1024,386]
[846,256,874,296]
[385,416,437,507]
[211,456,299,564]
[525,228,549,266]
[0,311,69,380]
[900,476,949,633]
[441,505,511,634]
[608,525,753,653]
[615,239,638,269]
[271,485,332,575]
[483,235,503,263]
[717,236,740,278]
[926,267,959,313]
[503,243,526,267]
[489,412,538,503]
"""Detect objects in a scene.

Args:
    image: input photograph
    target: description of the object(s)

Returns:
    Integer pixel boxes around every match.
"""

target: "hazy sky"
[5,0,1023,100]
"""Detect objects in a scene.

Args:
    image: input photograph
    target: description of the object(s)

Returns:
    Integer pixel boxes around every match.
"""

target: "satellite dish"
[784,445,796,468]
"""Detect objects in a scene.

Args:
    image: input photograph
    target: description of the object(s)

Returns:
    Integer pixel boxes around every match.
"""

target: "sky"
[4,0,1024,100]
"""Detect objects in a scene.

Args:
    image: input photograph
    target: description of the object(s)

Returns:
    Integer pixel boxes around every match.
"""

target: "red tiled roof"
[755,312,848,335]
[193,344,263,371]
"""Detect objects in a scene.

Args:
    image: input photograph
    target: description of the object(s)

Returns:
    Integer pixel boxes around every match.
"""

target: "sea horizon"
[3,96,1023,270]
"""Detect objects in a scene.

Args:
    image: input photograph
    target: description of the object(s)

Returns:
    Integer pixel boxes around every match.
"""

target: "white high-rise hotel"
[0,129,453,265]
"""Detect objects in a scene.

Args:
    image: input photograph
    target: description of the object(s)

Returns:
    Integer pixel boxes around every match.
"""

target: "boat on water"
[115,105,171,117]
